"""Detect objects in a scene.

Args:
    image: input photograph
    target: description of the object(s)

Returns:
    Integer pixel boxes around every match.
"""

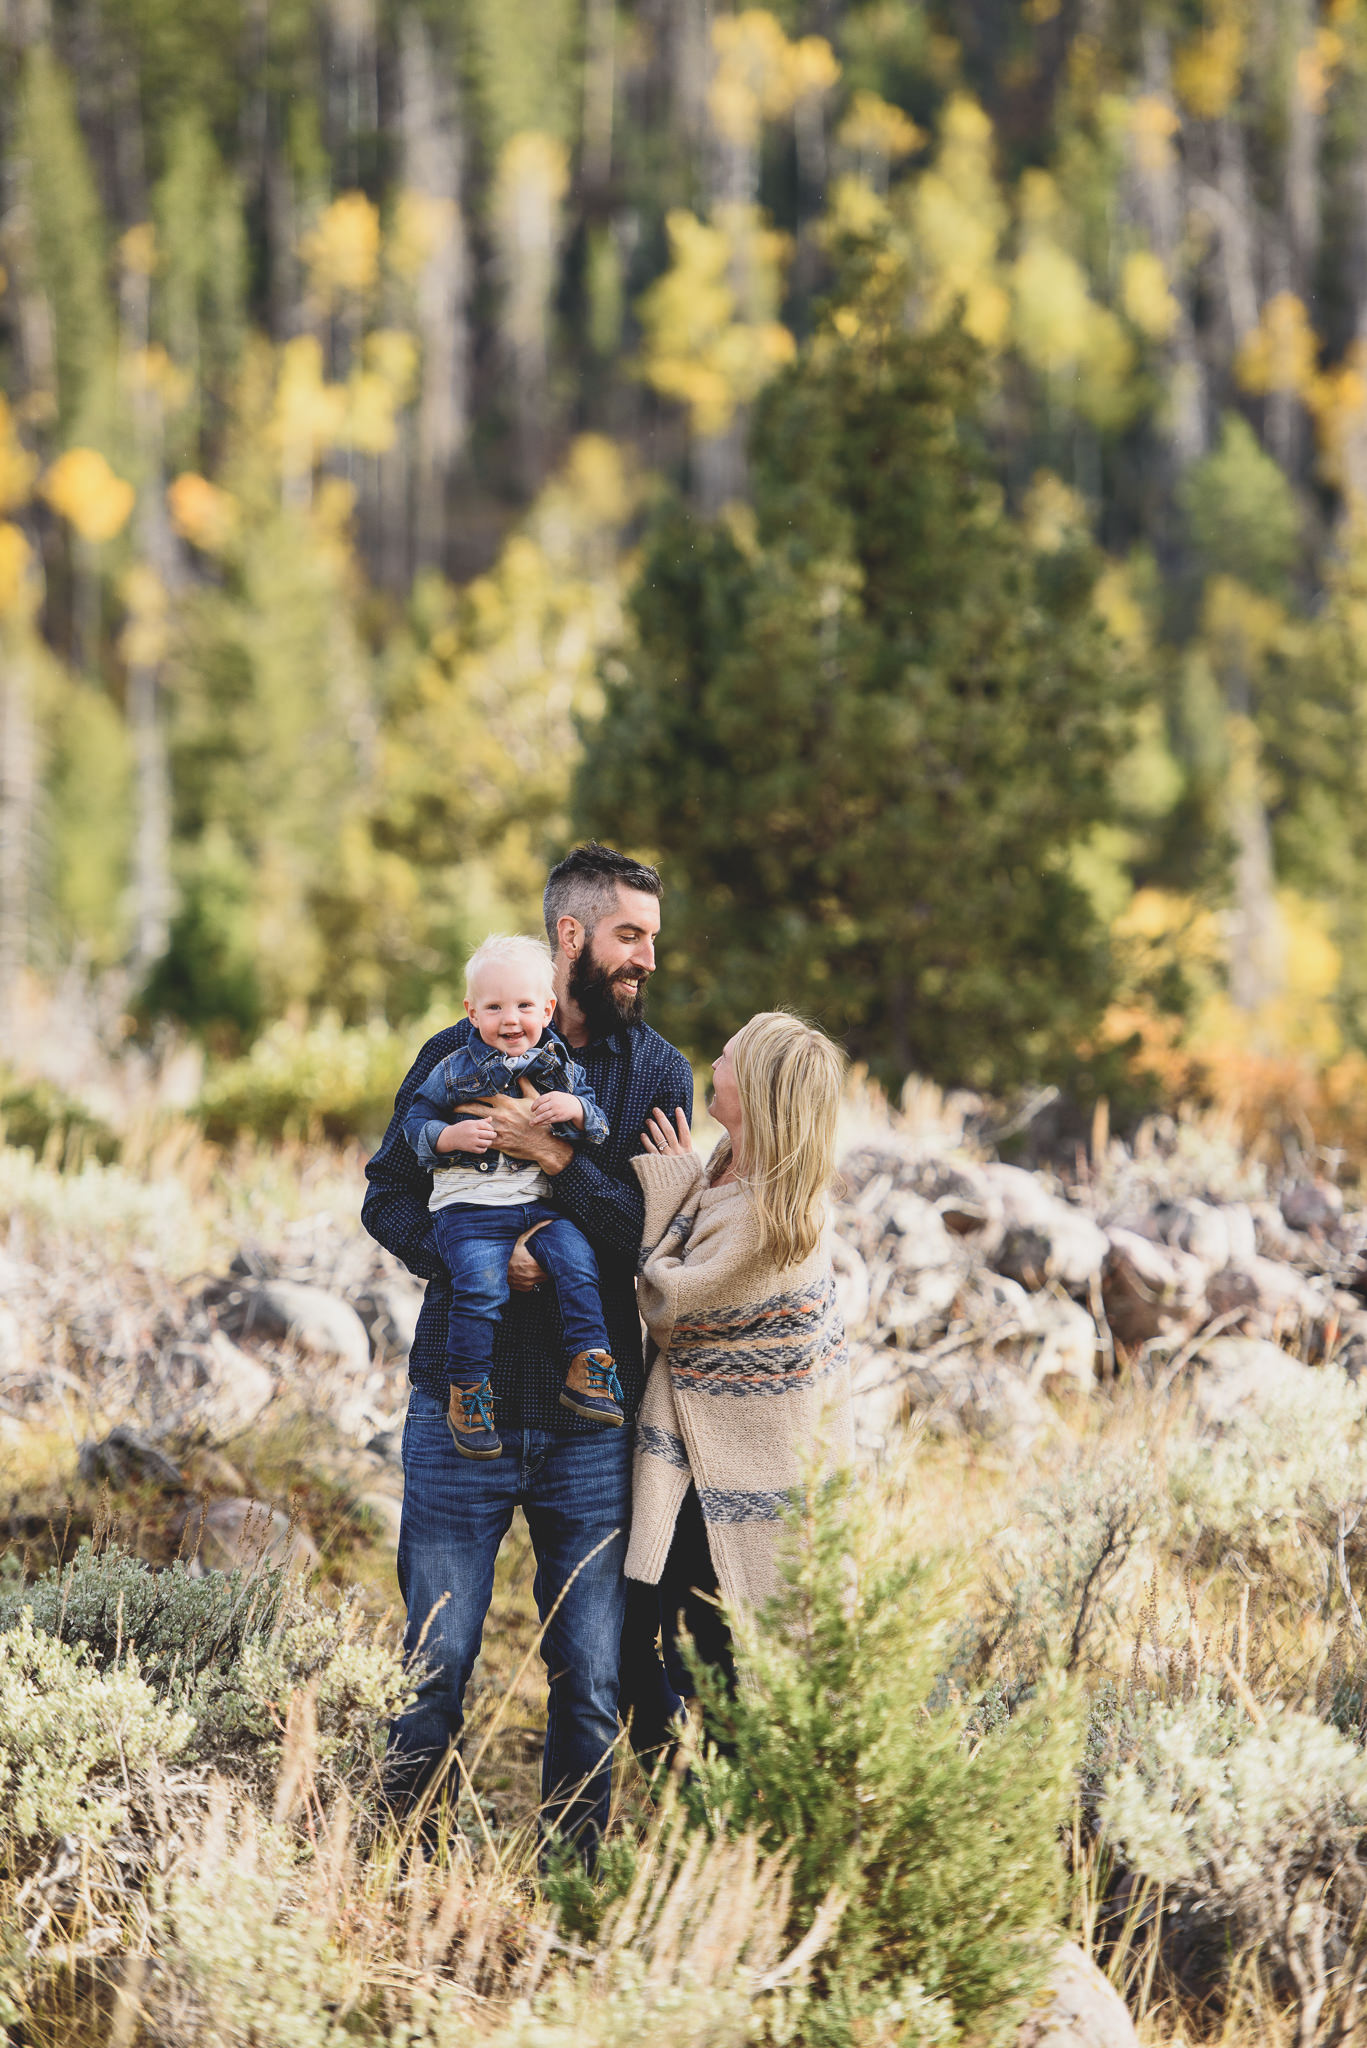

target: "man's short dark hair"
[544,843,662,952]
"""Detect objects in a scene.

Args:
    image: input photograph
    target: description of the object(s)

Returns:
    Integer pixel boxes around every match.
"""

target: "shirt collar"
[552,1009,626,1058]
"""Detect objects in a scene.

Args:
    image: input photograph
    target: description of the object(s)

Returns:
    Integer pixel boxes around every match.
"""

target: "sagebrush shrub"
[1102,1684,1367,2041]
[0,1611,193,1850]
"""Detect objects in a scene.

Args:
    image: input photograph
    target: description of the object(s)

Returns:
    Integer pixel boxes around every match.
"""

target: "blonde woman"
[622,1011,853,1748]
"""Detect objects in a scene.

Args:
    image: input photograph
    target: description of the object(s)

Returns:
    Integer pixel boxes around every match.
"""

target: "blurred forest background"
[3,0,1367,1147]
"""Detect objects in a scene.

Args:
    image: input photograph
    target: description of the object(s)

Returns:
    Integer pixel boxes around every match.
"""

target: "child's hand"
[531,1090,584,1128]
[436,1117,497,1154]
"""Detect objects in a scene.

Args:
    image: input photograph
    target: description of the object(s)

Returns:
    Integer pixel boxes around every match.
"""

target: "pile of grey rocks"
[833,1112,1367,1462]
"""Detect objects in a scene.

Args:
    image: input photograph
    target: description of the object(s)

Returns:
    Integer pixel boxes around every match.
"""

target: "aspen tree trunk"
[0,631,36,1017]
[121,250,175,973]
[1135,27,1206,474]
[583,0,616,194]
[398,10,469,571]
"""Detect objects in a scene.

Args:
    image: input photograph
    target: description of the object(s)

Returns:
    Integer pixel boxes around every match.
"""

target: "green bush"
[1,1543,413,1791]
[0,1611,193,1851]
[0,1072,120,1166]
[197,1009,448,1143]
[687,1474,1078,2046]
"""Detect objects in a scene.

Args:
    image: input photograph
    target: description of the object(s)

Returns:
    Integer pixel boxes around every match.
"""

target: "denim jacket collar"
[465,1033,563,1075]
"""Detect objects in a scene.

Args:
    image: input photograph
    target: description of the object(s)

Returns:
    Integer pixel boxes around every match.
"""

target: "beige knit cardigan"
[623,1149,853,1614]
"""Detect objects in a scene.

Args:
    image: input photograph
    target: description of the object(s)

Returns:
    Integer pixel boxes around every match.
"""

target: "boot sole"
[447,1428,503,1460]
[559,1391,625,1425]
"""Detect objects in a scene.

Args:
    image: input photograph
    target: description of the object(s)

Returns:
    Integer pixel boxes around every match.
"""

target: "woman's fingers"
[673,1107,694,1150]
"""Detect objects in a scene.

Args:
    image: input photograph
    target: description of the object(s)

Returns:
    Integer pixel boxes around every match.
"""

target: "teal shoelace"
[586,1356,623,1403]
[455,1383,496,1431]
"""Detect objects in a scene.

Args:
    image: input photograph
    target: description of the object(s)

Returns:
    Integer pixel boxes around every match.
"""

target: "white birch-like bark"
[399,9,469,566]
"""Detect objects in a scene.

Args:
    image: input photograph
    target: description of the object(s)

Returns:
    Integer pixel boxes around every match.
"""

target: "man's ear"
[556,913,584,960]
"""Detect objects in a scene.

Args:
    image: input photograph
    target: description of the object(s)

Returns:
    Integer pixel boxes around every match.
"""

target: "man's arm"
[362,1031,462,1283]
[548,1051,695,1263]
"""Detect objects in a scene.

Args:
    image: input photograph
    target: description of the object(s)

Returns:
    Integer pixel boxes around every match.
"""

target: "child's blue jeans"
[431,1200,611,1388]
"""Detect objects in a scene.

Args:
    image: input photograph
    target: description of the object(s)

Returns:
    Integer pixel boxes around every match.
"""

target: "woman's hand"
[640,1106,693,1154]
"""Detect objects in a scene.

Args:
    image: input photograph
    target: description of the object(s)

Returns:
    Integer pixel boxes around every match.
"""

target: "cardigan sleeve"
[632,1157,768,1360]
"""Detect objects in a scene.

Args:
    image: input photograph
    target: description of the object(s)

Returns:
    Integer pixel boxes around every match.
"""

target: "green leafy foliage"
[686,1474,1077,2044]
[578,270,1143,1088]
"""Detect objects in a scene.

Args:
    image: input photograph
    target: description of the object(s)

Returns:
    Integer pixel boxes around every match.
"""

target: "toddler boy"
[402,934,624,1458]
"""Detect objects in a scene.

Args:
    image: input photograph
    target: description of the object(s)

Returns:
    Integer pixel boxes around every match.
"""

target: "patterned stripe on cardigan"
[624,1149,853,1612]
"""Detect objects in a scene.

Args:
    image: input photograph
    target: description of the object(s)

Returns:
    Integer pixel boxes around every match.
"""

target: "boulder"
[849,1343,908,1462]
[78,1427,187,1492]
[1102,1230,1207,1348]
[1017,1941,1139,2048]
[191,1331,276,1442]
[830,1235,871,1334]
[1191,1336,1318,1428]
[1280,1180,1344,1234]
[885,1193,958,1273]
[176,1497,318,1576]
[352,1277,425,1361]
[983,1167,1107,1291]
[873,1264,961,1345]
[1205,1257,1320,1335]
[1152,1198,1256,1271]
[1022,1294,1101,1398]
[231,1280,371,1373]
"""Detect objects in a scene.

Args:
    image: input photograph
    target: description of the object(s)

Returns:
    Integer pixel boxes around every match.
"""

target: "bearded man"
[363,843,692,1849]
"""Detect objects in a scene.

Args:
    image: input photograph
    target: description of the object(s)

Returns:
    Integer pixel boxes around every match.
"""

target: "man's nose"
[631,937,656,971]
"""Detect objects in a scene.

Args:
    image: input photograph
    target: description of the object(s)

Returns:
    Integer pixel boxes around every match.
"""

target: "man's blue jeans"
[432,1202,611,1386]
[387,1386,631,1847]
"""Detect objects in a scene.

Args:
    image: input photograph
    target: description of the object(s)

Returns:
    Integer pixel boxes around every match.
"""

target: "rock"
[190,1450,248,1493]
[357,1490,404,1545]
[78,1427,187,1493]
[1205,1257,1319,1334]
[1191,1336,1318,1428]
[1022,1294,1101,1398]
[232,1280,371,1372]
[191,1331,276,1442]
[830,1235,870,1334]
[1102,1230,1207,1348]
[1152,1198,1256,1271]
[367,1426,404,1466]
[352,1278,425,1361]
[176,1497,318,1576]
[885,1194,958,1273]
[1280,1180,1344,1234]
[873,1264,961,1345]
[849,1343,908,1462]
[983,1167,1107,1291]
[1017,1941,1139,2048]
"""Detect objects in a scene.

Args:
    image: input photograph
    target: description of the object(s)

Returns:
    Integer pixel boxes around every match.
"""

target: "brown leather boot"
[559,1349,625,1426]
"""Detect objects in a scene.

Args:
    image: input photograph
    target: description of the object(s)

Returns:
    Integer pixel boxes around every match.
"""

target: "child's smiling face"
[465,966,556,1055]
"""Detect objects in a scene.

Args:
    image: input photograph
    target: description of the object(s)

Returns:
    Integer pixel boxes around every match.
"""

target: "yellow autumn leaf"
[42,447,135,544]
[709,10,837,144]
[0,395,37,514]
[271,335,348,480]
[302,192,381,302]
[167,472,239,553]
[1297,28,1343,114]
[1128,94,1180,175]
[1122,249,1179,341]
[836,90,925,165]
[1173,19,1245,119]
[1236,292,1318,397]
[0,521,32,616]
[118,562,169,667]
[388,189,458,281]
[637,205,796,436]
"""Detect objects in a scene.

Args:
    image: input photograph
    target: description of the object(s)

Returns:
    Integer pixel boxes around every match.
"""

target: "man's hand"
[435,1116,497,1154]
[484,1082,574,1175]
[530,1089,584,1129]
[507,1226,550,1293]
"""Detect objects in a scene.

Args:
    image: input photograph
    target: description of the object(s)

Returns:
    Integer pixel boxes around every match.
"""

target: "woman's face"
[710,1035,743,1144]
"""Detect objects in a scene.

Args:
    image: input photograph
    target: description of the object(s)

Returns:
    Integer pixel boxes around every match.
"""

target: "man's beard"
[568,942,650,1036]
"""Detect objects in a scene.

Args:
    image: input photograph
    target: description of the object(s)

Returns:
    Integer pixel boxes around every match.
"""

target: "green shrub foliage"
[576,262,1144,1089]
[686,1474,1077,2045]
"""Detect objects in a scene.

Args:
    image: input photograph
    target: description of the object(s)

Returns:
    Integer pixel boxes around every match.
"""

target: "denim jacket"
[401,1027,609,1172]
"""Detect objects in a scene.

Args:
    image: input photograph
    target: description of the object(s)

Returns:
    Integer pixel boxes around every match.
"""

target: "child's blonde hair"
[710,1010,846,1270]
[464,933,555,1002]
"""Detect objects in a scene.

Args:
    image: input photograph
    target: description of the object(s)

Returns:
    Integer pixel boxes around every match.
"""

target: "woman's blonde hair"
[711,1010,846,1270]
